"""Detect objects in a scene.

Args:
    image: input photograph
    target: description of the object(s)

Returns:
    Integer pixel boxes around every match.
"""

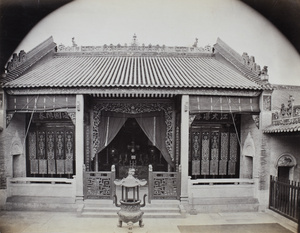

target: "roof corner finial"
[72,37,77,47]
[193,38,198,47]
[260,65,269,82]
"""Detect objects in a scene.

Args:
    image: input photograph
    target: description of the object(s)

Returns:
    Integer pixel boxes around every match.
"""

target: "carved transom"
[92,102,174,160]
[277,154,296,167]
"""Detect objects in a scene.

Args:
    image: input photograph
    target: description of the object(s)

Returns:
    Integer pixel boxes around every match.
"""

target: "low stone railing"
[189,178,254,185]
[188,178,255,200]
[6,177,75,198]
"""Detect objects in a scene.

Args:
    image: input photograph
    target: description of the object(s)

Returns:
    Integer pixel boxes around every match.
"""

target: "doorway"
[278,166,290,183]
[94,118,168,179]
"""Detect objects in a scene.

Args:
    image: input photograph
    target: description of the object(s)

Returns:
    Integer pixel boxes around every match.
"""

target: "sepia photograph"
[0,0,300,232]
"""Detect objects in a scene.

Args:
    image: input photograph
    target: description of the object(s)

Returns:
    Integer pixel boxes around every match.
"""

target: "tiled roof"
[263,123,300,133]
[4,54,262,90]
[214,38,272,90]
[1,37,56,85]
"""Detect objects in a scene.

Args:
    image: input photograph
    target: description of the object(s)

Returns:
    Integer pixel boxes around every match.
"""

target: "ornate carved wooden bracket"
[67,112,76,125]
[6,113,14,127]
[252,115,259,129]
[189,115,196,127]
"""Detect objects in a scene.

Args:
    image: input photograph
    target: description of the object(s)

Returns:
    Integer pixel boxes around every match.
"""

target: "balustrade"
[148,165,181,202]
[84,167,116,199]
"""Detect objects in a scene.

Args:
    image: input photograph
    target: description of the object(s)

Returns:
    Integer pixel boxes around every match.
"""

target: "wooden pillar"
[180,95,189,203]
[75,94,84,203]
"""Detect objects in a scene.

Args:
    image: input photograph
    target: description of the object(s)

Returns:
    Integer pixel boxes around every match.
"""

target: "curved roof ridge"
[214,38,271,90]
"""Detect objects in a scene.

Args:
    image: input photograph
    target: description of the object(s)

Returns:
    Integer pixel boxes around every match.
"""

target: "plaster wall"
[240,115,261,181]
[268,134,300,182]
[239,114,271,210]
[3,113,26,179]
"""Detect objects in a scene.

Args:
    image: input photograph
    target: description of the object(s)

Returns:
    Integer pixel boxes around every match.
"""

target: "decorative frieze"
[272,95,300,125]
[57,35,212,56]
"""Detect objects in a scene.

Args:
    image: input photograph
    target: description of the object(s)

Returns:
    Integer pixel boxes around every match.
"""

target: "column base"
[76,196,84,216]
[180,195,189,204]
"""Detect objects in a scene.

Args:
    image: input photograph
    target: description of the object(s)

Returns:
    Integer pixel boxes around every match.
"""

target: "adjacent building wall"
[268,134,300,182]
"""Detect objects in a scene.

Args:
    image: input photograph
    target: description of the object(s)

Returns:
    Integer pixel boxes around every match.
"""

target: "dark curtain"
[95,111,174,167]
[97,114,127,156]
[135,112,173,167]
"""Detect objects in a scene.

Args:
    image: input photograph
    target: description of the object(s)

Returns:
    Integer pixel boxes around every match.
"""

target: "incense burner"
[114,168,147,230]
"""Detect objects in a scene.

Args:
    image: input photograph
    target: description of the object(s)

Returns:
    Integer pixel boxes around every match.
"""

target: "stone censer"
[114,168,147,231]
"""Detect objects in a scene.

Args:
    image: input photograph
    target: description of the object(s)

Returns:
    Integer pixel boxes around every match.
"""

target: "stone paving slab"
[0,210,297,233]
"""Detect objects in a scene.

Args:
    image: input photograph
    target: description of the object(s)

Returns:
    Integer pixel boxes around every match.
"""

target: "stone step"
[7,195,75,204]
[80,211,183,218]
[191,197,259,205]
[80,199,183,218]
[189,197,259,213]
[83,205,180,214]
[5,201,77,212]
[5,196,77,211]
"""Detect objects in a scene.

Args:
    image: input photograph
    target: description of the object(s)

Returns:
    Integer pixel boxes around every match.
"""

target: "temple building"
[0,35,278,215]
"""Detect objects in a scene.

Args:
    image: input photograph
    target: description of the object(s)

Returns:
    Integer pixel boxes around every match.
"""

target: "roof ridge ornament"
[57,36,213,55]
[193,38,198,48]
[72,37,77,47]
[272,94,300,126]
[6,50,27,72]
[242,52,261,75]
[131,34,138,46]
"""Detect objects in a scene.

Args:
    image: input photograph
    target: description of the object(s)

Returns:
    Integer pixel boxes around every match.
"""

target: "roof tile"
[4,55,262,90]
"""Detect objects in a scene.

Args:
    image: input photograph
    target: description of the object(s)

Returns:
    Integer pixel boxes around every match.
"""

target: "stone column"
[180,95,189,204]
[75,94,84,203]
[258,91,273,211]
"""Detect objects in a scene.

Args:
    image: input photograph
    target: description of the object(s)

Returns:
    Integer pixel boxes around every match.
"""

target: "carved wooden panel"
[152,172,178,199]
[85,172,112,199]
[210,131,219,175]
[39,160,47,174]
[219,132,229,175]
[191,131,200,175]
[228,133,238,175]
[190,122,240,178]
[47,131,56,174]
[28,132,38,174]
[201,131,210,175]
[28,125,74,177]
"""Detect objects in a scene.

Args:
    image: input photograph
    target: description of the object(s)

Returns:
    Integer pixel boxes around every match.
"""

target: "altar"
[118,166,148,179]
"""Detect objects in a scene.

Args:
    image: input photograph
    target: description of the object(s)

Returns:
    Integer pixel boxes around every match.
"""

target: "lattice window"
[190,121,240,179]
[27,124,75,177]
